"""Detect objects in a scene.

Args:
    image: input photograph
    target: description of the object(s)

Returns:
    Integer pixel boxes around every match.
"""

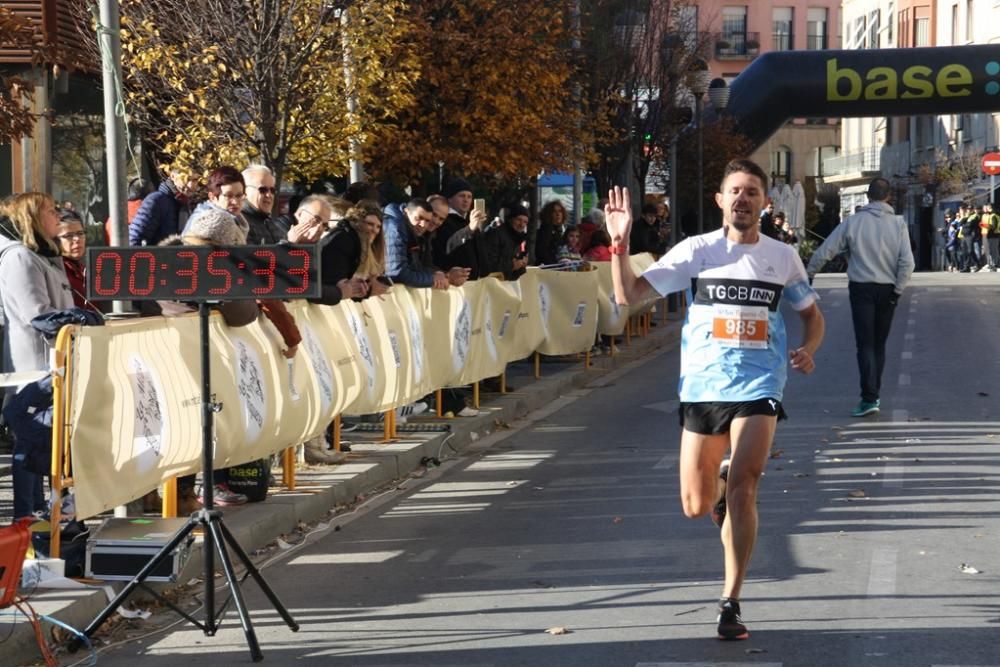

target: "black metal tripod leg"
[217,519,300,631]
[208,519,264,662]
[79,517,201,641]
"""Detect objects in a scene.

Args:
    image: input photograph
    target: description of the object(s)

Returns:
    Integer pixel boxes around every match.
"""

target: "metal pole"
[97,0,130,318]
[571,0,583,223]
[696,93,704,235]
[670,136,679,246]
[342,11,364,183]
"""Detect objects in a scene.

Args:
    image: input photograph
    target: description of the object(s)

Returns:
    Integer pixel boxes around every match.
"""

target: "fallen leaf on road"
[770,449,783,459]
[978,392,989,397]
[848,489,867,498]
[960,563,982,574]
[746,648,767,654]
[545,626,571,635]
[793,472,810,478]
[612,516,623,524]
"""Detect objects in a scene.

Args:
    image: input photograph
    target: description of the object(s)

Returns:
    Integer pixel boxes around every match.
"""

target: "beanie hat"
[443,178,473,199]
[506,204,529,220]
[184,206,247,245]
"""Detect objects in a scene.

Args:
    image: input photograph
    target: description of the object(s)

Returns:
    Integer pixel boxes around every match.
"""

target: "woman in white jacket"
[0,193,74,518]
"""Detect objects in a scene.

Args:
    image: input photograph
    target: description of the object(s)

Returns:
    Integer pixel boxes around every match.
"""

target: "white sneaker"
[457,406,480,417]
[397,401,428,419]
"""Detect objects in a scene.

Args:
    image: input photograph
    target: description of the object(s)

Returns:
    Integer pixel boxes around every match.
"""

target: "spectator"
[944,211,960,272]
[432,178,488,279]
[104,177,153,245]
[278,194,329,245]
[185,166,249,241]
[0,193,74,519]
[535,200,568,265]
[584,229,612,262]
[384,198,467,289]
[242,165,287,244]
[630,203,666,255]
[129,167,199,246]
[313,201,388,305]
[482,204,529,280]
[343,181,380,205]
[774,211,797,244]
[759,200,781,240]
[56,210,104,314]
[556,226,583,264]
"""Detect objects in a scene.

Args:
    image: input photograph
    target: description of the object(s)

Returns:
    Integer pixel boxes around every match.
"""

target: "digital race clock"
[86,245,321,301]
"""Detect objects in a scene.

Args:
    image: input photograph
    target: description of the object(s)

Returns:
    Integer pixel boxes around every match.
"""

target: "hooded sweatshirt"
[0,217,74,377]
[806,200,915,294]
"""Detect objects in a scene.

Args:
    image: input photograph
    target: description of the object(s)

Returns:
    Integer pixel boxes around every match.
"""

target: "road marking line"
[867,547,897,597]
[653,455,676,469]
[882,463,904,488]
[898,373,911,386]
[636,664,782,667]
[901,351,913,359]
[904,333,915,340]
[907,318,916,326]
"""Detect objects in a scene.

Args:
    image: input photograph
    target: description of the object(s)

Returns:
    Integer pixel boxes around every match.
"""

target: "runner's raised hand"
[605,186,632,246]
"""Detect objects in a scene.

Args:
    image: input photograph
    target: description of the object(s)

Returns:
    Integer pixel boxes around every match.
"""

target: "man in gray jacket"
[807,177,914,417]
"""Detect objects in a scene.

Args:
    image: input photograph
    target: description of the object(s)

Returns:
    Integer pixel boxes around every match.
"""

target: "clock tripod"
[77,244,320,661]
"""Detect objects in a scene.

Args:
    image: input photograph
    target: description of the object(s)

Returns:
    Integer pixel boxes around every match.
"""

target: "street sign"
[982,152,1000,176]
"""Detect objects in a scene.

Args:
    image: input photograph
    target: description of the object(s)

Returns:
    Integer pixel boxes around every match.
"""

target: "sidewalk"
[1,312,682,665]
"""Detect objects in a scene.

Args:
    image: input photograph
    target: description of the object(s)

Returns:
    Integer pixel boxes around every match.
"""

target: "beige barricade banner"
[68,268,622,518]
[594,254,659,335]
[453,277,525,385]
[505,271,545,361]
[531,268,600,356]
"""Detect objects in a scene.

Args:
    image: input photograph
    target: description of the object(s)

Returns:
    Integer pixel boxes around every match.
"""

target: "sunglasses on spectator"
[248,185,277,195]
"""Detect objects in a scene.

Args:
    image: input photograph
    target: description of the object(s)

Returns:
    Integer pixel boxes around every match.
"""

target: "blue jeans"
[12,448,46,519]
[848,282,899,403]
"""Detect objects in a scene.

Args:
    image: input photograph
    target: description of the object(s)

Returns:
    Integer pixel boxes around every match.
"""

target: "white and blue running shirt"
[641,228,818,403]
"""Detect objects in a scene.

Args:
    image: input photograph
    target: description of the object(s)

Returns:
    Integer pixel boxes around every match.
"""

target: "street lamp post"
[687,58,712,235]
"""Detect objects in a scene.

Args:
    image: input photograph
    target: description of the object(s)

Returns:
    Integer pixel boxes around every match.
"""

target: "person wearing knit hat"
[183,206,248,246]
[443,178,473,200]
[482,203,530,280]
[432,177,487,280]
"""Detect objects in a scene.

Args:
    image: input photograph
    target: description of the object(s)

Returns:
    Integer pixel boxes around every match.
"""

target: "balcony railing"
[714,31,760,59]
[805,33,828,50]
[772,31,793,51]
[822,147,881,178]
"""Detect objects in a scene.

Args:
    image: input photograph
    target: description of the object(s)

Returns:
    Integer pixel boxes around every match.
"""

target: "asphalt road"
[83,272,1000,667]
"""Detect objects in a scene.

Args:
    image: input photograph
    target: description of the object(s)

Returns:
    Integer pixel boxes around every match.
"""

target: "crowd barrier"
[44,256,662,551]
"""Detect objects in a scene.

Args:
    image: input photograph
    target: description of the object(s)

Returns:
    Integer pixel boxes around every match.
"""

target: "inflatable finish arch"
[726,44,1000,148]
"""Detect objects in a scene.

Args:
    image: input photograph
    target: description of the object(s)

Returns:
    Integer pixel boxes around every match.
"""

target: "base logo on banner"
[233,337,266,444]
[453,298,471,373]
[346,311,377,392]
[127,355,166,473]
[300,324,335,414]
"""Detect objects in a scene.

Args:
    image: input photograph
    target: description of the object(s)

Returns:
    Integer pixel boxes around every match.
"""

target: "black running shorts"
[679,398,787,435]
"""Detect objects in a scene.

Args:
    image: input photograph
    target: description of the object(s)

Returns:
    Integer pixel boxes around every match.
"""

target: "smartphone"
[474,198,486,215]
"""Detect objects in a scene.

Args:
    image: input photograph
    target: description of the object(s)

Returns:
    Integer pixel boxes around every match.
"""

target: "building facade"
[826,0,1000,270]
[1,1,108,222]
[691,0,843,189]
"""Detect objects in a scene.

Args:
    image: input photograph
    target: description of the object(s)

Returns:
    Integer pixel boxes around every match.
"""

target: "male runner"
[606,159,825,640]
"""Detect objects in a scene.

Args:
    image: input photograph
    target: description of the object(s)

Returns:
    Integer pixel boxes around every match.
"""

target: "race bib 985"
[711,304,768,349]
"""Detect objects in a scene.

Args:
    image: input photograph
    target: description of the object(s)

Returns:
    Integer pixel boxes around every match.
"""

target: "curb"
[3,314,683,665]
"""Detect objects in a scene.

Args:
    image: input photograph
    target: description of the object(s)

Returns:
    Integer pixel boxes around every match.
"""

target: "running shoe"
[717,598,749,640]
[198,483,248,506]
[397,401,428,419]
[457,406,481,417]
[711,459,730,528]
[851,399,880,417]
